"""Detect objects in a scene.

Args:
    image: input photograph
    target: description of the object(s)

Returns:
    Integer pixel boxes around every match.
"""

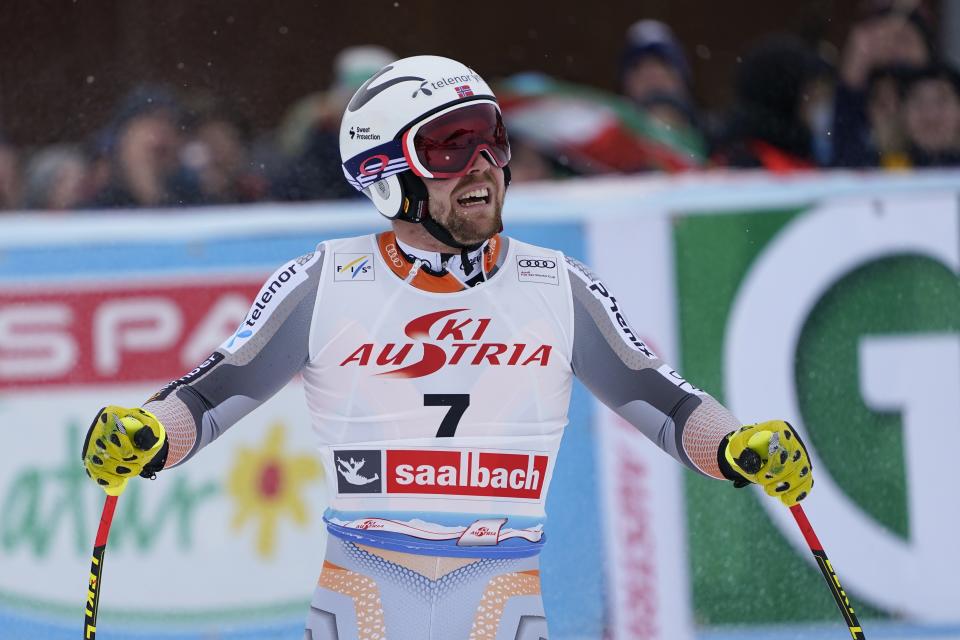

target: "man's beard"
[430,191,504,246]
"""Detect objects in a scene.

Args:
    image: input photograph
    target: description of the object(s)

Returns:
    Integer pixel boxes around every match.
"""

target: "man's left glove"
[719,420,813,506]
[82,405,167,496]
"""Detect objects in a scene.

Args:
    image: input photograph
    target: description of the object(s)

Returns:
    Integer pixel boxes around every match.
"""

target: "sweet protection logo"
[339,308,552,378]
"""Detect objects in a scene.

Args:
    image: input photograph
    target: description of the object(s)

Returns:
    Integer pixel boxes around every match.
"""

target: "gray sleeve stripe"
[566,258,710,471]
[145,248,324,465]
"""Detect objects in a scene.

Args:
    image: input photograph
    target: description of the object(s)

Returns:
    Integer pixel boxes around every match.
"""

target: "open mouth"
[456,187,490,207]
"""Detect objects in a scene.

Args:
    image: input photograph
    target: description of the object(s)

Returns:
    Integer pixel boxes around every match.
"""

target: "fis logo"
[335,254,374,281]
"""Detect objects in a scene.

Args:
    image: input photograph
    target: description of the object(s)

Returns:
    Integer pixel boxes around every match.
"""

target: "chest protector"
[303,233,574,555]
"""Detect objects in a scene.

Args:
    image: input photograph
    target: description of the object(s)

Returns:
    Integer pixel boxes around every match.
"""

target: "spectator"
[619,20,691,109]
[181,98,267,204]
[22,145,89,210]
[861,65,914,168]
[712,34,826,170]
[0,135,21,210]
[831,2,934,166]
[899,63,960,167]
[83,85,204,209]
[271,45,395,202]
[618,20,708,135]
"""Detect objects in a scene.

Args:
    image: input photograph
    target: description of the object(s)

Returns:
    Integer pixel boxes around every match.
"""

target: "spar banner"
[0,274,332,631]
[673,194,960,632]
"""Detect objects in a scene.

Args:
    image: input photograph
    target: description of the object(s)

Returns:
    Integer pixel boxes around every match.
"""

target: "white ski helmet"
[339,55,511,245]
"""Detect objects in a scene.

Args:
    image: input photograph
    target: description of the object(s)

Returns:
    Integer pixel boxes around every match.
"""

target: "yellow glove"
[81,406,167,496]
[720,420,813,506]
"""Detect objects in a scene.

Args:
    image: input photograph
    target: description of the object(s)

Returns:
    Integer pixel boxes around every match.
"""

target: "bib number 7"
[424,394,469,437]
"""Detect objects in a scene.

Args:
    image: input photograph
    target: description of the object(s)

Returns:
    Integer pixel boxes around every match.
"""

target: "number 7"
[424,394,469,437]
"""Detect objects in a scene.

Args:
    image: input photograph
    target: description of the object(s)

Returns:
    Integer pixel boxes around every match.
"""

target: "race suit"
[142,231,739,640]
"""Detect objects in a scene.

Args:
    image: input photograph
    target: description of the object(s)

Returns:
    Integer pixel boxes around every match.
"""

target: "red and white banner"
[0,277,261,389]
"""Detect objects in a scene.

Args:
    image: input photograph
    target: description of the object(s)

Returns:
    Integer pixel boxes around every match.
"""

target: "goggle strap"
[342,139,409,192]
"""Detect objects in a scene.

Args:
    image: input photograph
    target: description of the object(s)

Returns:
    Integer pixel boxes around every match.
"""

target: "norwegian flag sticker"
[454,84,473,98]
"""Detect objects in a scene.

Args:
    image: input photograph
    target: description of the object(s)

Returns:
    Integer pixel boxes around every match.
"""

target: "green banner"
[675,199,960,627]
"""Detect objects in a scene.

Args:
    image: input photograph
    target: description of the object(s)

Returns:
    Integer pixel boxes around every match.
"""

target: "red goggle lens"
[412,103,511,177]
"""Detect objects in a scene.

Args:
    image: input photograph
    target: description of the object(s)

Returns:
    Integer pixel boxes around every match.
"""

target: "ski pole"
[736,438,866,639]
[84,494,118,639]
[790,503,866,640]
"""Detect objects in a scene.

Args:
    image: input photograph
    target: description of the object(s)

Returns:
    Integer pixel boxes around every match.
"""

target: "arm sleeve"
[565,256,738,479]
[142,248,325,468]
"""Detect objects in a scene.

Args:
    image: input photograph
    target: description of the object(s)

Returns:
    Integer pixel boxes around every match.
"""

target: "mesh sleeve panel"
[680,396,739,479]
[144,395,197,468]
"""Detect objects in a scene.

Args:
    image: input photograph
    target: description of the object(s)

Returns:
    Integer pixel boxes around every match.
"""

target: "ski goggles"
[342,100,511,192]
[402,100,511,179]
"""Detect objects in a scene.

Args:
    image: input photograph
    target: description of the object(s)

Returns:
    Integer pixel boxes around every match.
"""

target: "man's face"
[422,153,506,246]
[118,111,181,174]
[903,79,960,154]
[623,56,686,105]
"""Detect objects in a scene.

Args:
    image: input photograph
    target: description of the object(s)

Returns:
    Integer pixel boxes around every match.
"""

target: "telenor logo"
[338,308,552,378]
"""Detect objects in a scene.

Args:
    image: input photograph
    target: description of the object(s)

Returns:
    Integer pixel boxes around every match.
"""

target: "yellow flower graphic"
[227,422,322,558]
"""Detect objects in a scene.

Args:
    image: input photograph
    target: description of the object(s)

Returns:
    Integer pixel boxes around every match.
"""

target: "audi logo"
[518,259,556,269]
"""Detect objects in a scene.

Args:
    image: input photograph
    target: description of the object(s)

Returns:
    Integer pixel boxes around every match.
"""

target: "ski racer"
[82,55,814,640]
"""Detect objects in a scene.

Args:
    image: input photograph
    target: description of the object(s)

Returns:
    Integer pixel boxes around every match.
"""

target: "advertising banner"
[673,192,960,638]
[2,172,958,640]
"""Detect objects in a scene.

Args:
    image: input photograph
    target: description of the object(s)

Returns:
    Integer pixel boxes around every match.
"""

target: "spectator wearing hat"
[618,20,707,157]
[615,20,708,166]
[619,20,692,110]
[82,85,204,209]
[271,45,396,202]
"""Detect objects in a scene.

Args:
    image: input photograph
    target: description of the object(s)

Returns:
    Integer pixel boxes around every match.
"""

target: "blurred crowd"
[0,2,958,212]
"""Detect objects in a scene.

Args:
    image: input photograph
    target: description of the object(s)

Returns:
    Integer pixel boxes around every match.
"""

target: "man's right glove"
[718,420,813,506]
[81,406,167,496]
